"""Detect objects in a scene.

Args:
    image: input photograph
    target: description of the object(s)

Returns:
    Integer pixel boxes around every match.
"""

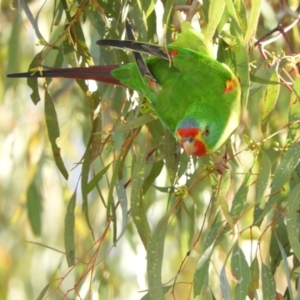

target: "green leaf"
[269,216,290,273]
[142,160,164,194]
[271,142,300,190]
[64,191,76,267]
[87,163,112,194]
[261,264,276,300]
[261,71,280,134]
[27,181,42,236]
[277,239,294,299]
[287,76,300,144]
[194,243,214,296]
[113,113,155,134]
[255,141,300,224]
[81,149,94,238]
[44,89,68,179]
[248,256,259,298]
[35,283,50,300]
[162,0,175,27]
[220,263,232,300]
[243,0,262,43]
[203,0,226,44]
[286,183,300,263]
[115,179,129,242]
[164,130,179,184]
[147,216,168,300]
[140,285,172,300]
[230,172,251,219]
[231,243,251,300]
[27,52,44,104]
[256,152,271,203]
[224,0,250,112]
[131,146,151,248]
[250,74,281,85]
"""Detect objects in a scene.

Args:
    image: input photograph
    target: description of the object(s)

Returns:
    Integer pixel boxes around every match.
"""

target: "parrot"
[7,21,241,165]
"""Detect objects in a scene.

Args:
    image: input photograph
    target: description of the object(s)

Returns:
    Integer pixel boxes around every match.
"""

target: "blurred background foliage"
[2,0,300,299]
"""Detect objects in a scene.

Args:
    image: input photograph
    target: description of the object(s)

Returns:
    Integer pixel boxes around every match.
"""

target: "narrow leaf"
[231,243,251,300]
[194,243,214,296]
[271,141,300,190]
[113,113,155,134]
[131,147,151,248]
[81,150,94,238]
[147,216,168,300]
[287,76,300,144]
[261,71,280,134]
[248,256,259,299]
[256,152,271,203]
[27,52,44,104]
[243,0,262,43]
[261,263,276,300]
[286,183,300,263]
[64,190,76,267]
[204,0,226,44]
[27,181,42,236]
[44,89,68,179]
[220,264,232,300]
[87,163,112,194]
[255,141,300,224]
[277,239,294,299]
[36,283,50,300]
[230,172,251,219]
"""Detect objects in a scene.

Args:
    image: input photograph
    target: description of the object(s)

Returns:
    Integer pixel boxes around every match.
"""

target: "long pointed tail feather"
[124,20,158,84]
[97,39,169,60]
[7,65,123,86]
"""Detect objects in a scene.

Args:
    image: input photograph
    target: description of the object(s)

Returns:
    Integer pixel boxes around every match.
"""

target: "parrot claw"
[174,0,202,23]
[211,153,229,175]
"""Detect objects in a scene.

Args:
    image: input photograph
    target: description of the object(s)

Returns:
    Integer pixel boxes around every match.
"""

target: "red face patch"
[177,128,207,156]
[177,128,199,138]
[169,49,179,57]
[224,78,238,93]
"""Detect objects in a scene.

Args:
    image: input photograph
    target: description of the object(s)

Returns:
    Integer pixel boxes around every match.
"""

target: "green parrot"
[7,21,241,161]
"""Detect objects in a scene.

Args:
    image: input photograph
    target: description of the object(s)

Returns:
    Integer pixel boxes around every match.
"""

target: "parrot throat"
[176,128,207,157]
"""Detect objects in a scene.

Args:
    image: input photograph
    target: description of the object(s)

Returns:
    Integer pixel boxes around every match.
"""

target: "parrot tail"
[97,39,169,60]
[7,65,123,86]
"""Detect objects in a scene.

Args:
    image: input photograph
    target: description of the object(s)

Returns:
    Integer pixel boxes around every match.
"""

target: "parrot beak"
[182,137,196,156]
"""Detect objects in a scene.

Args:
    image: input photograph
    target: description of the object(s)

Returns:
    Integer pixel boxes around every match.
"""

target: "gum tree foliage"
[2,0,300,299]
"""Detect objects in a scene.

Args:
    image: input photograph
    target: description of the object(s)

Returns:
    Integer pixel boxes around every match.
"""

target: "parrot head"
[176,118,209,157]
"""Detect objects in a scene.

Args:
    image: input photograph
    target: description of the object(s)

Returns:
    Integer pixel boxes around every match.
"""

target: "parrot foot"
[174,0,202,22]
[211,153,229,175]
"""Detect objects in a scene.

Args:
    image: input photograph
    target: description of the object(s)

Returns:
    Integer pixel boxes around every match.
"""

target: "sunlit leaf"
[243,0,262,43]
[203,0,225,44]
[261,71,280,134]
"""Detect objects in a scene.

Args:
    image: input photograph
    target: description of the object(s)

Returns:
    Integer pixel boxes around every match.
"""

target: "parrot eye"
[188,137,194,143]
[204,126,210,136]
